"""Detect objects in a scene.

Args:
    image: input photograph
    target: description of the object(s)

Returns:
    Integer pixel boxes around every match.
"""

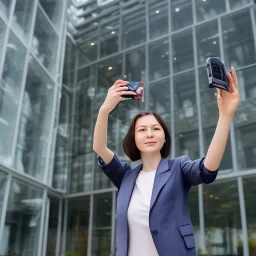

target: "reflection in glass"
[0,0,13,20]
[125,47,145,82]
[171,0,192,31]
[92,193,112,256]
[149,0,168,39]
[66,197,90,255]
[173,71,198,136]
[172,30,194,73]
[39,0,63,30]
[32,6,59,76]
[203,180,243,255]
[195,0,225,22]
[14,56,55,180]
[122,7,146,49]
[71,67,95,193]
[196,20,220,66]
[0,172,7,221]
[230,0,250,10]
[46,197,60,256]
[243,177,256,255]
[52,88,72,191]
[100,19,119,57]
[0,180,43,256]
[222,10,255,68]
[0,32,27,167]
[11,0,35,44]
[0,17,7,59]
[149,39,170,81]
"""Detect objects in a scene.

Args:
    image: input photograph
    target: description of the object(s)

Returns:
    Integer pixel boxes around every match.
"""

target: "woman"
[93,67,240,256]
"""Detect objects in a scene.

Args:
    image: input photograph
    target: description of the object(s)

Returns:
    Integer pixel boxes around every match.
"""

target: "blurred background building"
[0,0,256,255]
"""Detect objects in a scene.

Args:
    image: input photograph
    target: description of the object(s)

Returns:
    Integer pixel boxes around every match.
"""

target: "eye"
[154,127,160,130]
[139,128,146,132]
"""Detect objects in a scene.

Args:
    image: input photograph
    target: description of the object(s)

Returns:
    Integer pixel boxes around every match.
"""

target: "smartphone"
[206,57,229,92]
[122,82,144,101]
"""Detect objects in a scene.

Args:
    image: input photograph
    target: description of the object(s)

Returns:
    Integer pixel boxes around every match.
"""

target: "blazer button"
[151,229,158,234]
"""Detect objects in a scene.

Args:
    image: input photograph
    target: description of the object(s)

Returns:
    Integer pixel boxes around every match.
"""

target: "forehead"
[135,115,160,127]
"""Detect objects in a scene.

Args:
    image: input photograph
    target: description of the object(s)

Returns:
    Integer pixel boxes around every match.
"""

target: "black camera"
[206,57,229,92]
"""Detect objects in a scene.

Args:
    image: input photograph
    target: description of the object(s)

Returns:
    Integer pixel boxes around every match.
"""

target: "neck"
[140,152,162,172]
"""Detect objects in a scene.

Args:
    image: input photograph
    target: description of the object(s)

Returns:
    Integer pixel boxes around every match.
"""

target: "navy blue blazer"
[97,154,218,256]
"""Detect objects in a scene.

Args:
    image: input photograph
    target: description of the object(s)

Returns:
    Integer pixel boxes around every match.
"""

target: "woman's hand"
[100,80,137,114]
[216,67,240,118]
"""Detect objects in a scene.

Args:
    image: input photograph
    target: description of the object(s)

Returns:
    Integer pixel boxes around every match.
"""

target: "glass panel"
[230,0,250,10]
[12,0,35,44]
[0,171,7,221]
[204,179,243,255]
[149,38,170,81]
[0,18,7,59]
[199,67,232,170]
[122,7,146,49]
[39,0,63,30]
[195,0,226,22]
[173,71,199,158]
[92,193,112,256]
[71,67,95,193]
[0,0,13,20]
[100,19,119,57]
[189,187,200,253]
[0,32,27,167]
[79,30,98,64]
[125,47,145,82]
[196,20,220,66]
[0,180,43,256]
[52,88,72,191]
[63,38,76,87]
[234,67,256,170]
[171,0,192,31]
[32,6,59,76]
[46,197,60,256]
[222,10,255,68]
[14,56,55,180]
[243,176,256,255]
[149,0,168,39]
[172,29,194,73]
[66,197,90,256]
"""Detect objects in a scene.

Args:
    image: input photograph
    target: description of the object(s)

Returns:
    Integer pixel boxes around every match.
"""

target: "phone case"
[122,82,144,101]
[206,57,229,92]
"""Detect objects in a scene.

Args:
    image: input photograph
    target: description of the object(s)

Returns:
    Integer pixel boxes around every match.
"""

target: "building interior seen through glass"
[0,0,256,255]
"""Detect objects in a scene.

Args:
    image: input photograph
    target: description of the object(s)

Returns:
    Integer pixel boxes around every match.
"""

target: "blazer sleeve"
[96,154,131,189]
[180,155,218,186]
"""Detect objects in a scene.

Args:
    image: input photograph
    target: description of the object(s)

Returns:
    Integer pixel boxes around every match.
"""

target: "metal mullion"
[61,199,68,255]
[192,0,207,253]
[37,189,47,256]
[226,0,230,12]
[87,194,94,256]
[10,0,38,168]
[43,0,68,185]
[42,197,50,256]
[37,3,59,37]
[238,177,249,256]
[145,1,149,111]
[0,173,11,244]
[55,199,63,256]
[250,6,256,61]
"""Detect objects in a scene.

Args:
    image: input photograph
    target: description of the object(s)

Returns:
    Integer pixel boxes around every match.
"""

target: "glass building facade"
[1,0,256,255]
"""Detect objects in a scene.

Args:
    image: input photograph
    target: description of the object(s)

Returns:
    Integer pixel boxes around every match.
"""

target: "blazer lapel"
[150,158,174,211]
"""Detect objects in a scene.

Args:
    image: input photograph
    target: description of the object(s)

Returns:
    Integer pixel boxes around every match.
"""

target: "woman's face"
[134,115,166,155]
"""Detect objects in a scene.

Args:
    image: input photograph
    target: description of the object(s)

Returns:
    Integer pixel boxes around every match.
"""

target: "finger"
[227,72,236,93]
[114,80,129,86]
[230,67,238,90]
[118,91,137,96]
[216,88,222,99]
[115,86,129,92]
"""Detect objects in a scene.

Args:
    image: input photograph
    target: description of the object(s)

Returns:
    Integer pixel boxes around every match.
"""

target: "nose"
[146,129,153,138]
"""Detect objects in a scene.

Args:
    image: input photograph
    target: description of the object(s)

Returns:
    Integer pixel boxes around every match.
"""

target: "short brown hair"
[123,111,171,161]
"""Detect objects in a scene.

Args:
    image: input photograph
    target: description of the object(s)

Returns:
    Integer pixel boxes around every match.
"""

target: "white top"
[127,170,159,256]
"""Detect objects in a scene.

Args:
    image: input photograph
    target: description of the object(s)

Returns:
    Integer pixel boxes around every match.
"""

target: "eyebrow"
[136,124,160,129]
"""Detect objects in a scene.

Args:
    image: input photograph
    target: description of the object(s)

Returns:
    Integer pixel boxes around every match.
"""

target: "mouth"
[145,142,157,145]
